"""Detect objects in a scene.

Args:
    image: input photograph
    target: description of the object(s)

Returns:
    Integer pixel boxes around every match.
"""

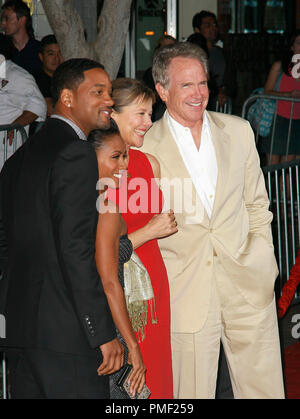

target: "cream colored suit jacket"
[141,111,278,334]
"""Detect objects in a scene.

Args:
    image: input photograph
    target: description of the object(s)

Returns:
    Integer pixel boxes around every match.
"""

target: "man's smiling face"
[157,57,209,128]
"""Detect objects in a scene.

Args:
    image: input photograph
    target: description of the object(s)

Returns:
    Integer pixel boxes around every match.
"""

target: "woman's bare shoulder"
[144,152,161,179]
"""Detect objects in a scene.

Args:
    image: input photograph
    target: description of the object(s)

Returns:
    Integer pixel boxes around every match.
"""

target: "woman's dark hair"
[88,123,121,151]
[2,0,35,38]
[281,30,300,76]
[186,33,209,57]
[51,58,104,105]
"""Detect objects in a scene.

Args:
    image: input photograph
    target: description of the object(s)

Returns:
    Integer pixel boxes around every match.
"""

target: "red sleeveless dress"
[110,148,173,399]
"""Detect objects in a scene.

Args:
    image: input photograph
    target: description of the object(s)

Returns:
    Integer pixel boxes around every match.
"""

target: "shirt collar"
[51,114,87,141]
[166,110,210,135]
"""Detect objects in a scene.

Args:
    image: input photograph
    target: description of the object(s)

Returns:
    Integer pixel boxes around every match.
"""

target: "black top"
[118,234,133,288]
[12,37,42,76]
[34,69,52,98]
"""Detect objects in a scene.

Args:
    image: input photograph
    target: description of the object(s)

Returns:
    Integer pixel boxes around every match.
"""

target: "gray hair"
[152,41,209,89]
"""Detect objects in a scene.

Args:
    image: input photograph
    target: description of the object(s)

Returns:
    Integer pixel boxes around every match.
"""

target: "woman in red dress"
[110,78,177,398]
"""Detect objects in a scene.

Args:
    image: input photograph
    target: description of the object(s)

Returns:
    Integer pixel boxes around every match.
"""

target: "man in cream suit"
[141,42,284,399]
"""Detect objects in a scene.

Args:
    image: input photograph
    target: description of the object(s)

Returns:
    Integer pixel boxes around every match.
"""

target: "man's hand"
[3,130,14,146]
[97,337,125,376]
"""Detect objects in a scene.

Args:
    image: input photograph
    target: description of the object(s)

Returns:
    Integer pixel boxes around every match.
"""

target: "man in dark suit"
[0,58,124,399]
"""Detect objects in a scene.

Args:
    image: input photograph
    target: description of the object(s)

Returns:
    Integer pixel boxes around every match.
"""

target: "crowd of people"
[0,0,62,168]
[0,0,299,400]
[261,30,300,165]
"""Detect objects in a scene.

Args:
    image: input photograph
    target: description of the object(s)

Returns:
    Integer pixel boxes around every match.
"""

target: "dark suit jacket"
[0,118,116,356]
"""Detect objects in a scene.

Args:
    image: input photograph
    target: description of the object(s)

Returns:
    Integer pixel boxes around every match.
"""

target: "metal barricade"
[0,124,27,399]
[242,94,300,162]
[263,158,300,302]
[215,97,232,114]
[0,124,28,169]
[1,353,7,400]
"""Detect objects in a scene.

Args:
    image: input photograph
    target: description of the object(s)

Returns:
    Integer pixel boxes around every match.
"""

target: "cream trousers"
[171,256,285,399]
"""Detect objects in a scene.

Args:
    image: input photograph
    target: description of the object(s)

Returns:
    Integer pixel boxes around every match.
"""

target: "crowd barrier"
[263,158,300,302]
[242,94,300,161]
[1,353,6,399]
[0,124,28,399]
[215,97,232,114]
[0,124,28,169]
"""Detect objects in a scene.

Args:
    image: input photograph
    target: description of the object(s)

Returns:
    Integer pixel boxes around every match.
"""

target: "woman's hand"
[145,209,178,241]
[127,344,147,397]
[128,209,178,250]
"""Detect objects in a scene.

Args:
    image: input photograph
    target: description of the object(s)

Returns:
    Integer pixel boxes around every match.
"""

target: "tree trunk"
[41,0,132,79]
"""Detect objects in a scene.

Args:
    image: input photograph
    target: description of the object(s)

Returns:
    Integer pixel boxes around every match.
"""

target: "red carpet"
[284,342,300,399]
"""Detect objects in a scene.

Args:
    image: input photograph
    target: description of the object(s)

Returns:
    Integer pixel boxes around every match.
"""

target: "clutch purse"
[117,364,151,399]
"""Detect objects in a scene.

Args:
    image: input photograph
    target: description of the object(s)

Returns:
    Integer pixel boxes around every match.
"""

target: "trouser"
[6,347,109,399]
[171,256,285,399]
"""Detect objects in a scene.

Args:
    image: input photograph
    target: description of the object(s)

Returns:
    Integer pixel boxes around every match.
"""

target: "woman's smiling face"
[111,97,153,148]
[96,134,128,189]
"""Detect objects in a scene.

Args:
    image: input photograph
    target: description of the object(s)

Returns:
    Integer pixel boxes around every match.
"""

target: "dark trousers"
[6,348,110,399]
[216,343,234,399]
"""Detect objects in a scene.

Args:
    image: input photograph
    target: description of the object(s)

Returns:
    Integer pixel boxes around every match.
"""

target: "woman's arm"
[128,153,177,250]
[96,202,146,396]
[264,61,300,98]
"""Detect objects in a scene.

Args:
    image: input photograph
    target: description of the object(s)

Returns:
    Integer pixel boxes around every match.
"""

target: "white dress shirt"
[0,60,47,169]
[167,110,218,218]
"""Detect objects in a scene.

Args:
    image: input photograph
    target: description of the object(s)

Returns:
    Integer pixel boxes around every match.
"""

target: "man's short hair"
[192,10,217,31]
[0,33,15,60]
[51,58,104,106]
[152,42,209,89]
[2,0,34,38]
[41,34,58,53]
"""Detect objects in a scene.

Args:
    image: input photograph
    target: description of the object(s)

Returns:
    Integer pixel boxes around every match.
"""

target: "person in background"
[261,30,300,165]
[35,34,63,117]
[143,34,177,121]
[110,78,178,398]
[192,10,236,110]
[187,32,219,102]
[1,0,41,76]
[0,34,46,169]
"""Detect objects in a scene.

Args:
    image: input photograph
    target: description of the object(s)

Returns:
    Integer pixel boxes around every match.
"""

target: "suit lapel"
[206,112,231,224]
[154,114,191,182]
[153,112,231,225]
